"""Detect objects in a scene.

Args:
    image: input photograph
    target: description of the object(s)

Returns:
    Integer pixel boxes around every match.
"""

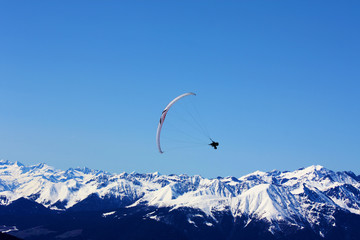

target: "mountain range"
[0,160,360,240]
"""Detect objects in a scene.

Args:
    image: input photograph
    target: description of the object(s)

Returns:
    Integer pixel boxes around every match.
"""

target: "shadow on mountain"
[1,198,360,240]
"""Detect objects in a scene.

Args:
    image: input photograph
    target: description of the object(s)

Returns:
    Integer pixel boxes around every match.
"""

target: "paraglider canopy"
[156,92,219,154]
[156,92,196,153]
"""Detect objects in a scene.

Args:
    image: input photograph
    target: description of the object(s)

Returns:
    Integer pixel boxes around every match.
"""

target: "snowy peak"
[0,160,360,234]
[231,183,303,225]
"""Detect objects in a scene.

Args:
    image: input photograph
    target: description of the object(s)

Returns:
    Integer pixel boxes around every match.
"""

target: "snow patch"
[102,211,116,217]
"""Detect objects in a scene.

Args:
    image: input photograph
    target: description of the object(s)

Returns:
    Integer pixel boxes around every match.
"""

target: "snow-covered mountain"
[1,160,360,240]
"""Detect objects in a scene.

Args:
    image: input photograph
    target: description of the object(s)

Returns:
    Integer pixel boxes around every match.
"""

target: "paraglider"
[209,139,219,149]
[156,92,219,153]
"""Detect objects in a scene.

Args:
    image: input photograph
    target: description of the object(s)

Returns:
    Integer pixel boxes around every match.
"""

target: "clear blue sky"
[1,1,359,177]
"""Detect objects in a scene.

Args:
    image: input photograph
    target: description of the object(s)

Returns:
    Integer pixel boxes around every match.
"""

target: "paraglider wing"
[156,92,196,153]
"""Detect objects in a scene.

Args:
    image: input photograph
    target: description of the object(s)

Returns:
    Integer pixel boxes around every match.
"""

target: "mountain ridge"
[1,160,360,239]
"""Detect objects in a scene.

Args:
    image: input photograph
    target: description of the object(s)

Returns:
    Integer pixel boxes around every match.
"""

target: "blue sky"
[1,1,359,177]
